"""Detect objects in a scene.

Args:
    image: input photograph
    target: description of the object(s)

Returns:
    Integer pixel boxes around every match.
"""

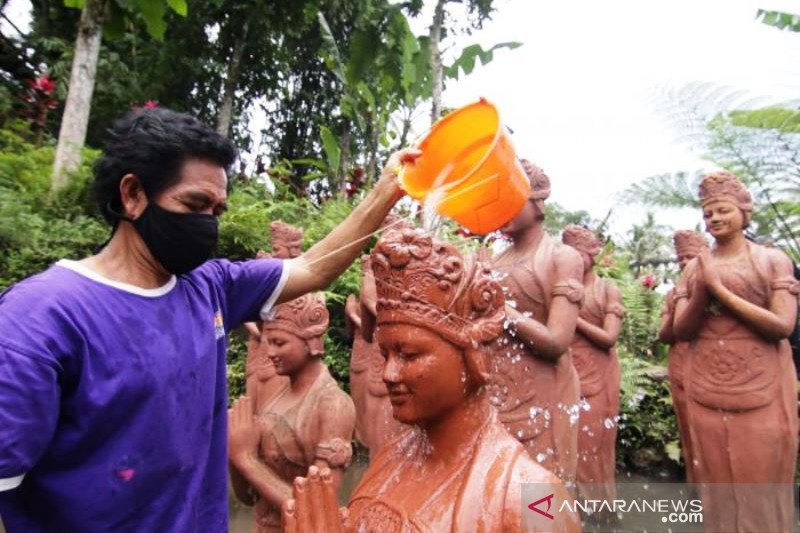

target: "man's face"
[376,323,469,427]
[153,159,228,216]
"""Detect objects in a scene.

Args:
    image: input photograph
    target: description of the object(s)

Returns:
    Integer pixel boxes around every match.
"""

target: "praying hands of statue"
[359,257,378,343]
[696,249,724,295]
[244,321,261,342]
[344,294,361,335]
[228,396,260,464]
[282,466,349,533]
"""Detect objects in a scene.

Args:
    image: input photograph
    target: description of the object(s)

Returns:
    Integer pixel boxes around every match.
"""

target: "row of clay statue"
[227,162,799,533]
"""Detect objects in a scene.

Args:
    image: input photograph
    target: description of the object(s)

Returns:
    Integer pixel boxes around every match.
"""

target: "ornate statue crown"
[369,222,505,348]
[697,171,753,213]
[673,230,708,255]
[521,159,551,200]
[562,224,602,256]
[270,220,303,255]
[262,293,329,355]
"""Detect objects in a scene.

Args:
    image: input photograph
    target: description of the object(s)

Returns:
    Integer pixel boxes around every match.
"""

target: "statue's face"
[676,250,699,271]
[500,199,542,235]
[263,329,309,376]
[703,200,745,241]
[579,249,594,274]
[376,323,470,426]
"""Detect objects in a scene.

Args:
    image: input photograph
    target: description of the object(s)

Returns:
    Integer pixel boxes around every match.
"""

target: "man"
[0,107,419,532]
[488,160,584,484]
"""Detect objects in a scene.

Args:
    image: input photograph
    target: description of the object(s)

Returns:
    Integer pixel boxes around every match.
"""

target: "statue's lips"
[389,391,412,404]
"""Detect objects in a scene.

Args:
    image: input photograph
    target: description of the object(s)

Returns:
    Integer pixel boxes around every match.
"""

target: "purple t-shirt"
[0,258,287,532]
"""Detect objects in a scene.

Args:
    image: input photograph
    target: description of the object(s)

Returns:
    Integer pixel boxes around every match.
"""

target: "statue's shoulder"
[550,237,583,267]
[316,376,355,413]
[494,432,580,533]
[759,243,794,274]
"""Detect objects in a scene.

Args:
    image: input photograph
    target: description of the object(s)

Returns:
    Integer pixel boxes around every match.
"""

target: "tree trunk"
[338,128,351,195]
[216,20,250,137]
[428,0,447,124]
[51,0,105,190]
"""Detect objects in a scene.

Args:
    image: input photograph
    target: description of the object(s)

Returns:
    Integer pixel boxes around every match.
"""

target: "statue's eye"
[399,349,422,359]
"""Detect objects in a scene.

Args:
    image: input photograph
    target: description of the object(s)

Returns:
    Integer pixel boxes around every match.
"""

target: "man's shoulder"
[187,258,284,287]
[0,262,86,311]
[0,263,97,359]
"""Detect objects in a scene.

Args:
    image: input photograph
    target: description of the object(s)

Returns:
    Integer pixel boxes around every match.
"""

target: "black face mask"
[126,201,218,275]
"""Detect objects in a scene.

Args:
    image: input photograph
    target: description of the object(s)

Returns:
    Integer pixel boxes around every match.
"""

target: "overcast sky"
[403,0,800,237]
[4,0,799,238]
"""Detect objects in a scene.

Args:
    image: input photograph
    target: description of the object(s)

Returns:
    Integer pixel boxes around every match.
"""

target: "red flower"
[144,100,159,109]
[640,274,658,290]
[31,75,56,95]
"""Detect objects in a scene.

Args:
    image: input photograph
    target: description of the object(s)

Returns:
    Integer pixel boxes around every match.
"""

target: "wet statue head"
[270,220,304,259]
[369,222,505,426]
[673,230,709,270]
[501,159,551,234]
[521,159,551,201]
[562,224,602,272]
[698,171,753,229]
[261,293,329,376]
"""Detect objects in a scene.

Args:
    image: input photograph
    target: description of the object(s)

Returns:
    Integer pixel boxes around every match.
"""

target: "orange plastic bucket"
[399,98,530,234]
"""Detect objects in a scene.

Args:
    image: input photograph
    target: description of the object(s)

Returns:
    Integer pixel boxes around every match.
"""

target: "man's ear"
[119,174,147,219]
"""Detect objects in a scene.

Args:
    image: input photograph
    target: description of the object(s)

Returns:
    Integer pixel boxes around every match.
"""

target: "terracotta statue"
[658,230,708,483]
[229,292,356,533]
[673,171,799,532]
[561,225,623,502]
[344,255,406,458]
[281,224,580,533]
[244,221,302,411]
[489,160,585,484]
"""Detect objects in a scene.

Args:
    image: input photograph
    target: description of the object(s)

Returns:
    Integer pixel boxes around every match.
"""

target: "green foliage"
[543,202,598,236]
[217,174,363,395]
[61,0,188,41]
[616,276,665,361]
[730,107,800,133]
[756,9,800,32]
[443,41,521,79]
[0,126,107,289]
[623,88,800,261]
[618,172,701,210]
[617,347,680,472]
[225,331,247,406]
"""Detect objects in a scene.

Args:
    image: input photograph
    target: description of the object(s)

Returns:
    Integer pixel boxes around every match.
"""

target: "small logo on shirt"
[214,310,225,340]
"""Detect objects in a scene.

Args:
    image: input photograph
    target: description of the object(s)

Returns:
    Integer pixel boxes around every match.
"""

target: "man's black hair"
[93,107,237,225]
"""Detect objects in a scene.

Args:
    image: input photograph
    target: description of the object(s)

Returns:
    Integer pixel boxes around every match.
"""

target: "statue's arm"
[230,452,294,509]
[509,246,583,362]
[359,256,378,343]
[658,289,676,344]
[229,459,257,506]
[576,282,623,350]
[673,260,707,339]
[344,294,361,338]
[313,391,357,492]
[709,248,798,340]
[228,397,293,508]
